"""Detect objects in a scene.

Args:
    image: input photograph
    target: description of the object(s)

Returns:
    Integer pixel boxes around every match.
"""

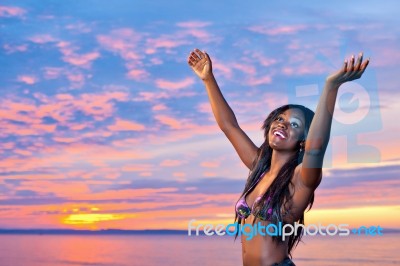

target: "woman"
[187,49,369,266]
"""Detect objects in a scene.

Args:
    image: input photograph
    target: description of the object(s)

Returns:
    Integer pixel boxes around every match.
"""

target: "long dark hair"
[234,104,315,258]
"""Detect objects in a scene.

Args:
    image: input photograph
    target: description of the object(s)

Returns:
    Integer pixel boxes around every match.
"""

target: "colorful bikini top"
[235,170,274,221]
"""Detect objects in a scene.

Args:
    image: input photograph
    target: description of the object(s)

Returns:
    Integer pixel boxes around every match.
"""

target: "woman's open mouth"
[273,129,287,139]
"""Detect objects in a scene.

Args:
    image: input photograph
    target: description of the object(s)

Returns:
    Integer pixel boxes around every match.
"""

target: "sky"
[0,0,399,230]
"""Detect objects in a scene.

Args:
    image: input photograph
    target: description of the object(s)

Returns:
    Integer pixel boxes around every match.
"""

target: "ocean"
[0,233,399,266]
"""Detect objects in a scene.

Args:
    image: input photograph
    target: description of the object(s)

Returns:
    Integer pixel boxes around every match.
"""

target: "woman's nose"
[277,121,287,129]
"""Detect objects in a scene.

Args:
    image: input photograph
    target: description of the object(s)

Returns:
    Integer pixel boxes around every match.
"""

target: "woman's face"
[268,108,306,152]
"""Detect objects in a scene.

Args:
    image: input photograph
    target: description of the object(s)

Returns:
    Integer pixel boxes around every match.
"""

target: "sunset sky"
[0,0,399,231]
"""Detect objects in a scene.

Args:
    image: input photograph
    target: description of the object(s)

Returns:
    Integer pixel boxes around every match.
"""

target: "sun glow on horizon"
[63,214,128,225]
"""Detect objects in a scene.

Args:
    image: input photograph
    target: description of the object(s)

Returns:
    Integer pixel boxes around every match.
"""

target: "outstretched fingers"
[343,52,370,80]
[188,49,201,66]
[360,57,370,71]
[195,48,207,60]
[354,52,363,70]
[342,59,348,73]
[326,52,370,85]
[188,55,195,66]
[358,57,370,76]
[347,54,355,72]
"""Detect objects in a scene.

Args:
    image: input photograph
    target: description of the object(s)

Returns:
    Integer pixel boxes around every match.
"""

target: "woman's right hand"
[187,48,213,81]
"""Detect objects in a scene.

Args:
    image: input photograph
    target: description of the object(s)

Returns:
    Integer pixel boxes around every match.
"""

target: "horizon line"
[0,228,399,235]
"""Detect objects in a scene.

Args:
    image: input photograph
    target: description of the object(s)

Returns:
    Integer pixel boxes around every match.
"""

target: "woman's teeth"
[274,131,286,139]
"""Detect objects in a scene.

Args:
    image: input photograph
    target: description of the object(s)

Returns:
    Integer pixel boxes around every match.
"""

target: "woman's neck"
[269,149,296,176]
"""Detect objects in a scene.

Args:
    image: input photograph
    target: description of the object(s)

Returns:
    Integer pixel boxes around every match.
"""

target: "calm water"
[0,234,399,266]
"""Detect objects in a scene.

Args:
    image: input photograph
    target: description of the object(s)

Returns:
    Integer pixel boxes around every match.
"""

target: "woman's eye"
[276,117,283,121]
[291,123,298,128]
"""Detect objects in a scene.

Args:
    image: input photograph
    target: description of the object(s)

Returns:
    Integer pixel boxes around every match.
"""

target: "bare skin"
[188,49,369,266]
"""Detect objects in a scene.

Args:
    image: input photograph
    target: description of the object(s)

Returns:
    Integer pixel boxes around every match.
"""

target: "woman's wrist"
[202,73,215,83]
[324,79,341,90]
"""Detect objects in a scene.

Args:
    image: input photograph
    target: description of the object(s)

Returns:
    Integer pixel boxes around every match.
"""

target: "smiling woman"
[188,49,369,266]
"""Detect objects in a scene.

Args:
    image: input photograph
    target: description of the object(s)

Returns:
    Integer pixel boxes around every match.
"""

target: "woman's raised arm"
[188,49,259,170]
[299,52,370,188]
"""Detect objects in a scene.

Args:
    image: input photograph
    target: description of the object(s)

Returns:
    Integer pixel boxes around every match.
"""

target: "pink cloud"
[203,172,217,177]
[134,88,197,102]
[55,93,74,101]
[96,167,121,179]
[135,91,169,102]
[53,137,80,143]
[31,123,57,132]
[196,102,212,114]
[139,172,152,177]
[17,75,37,85]
[0,142,15,150]
[66,73,84,82]
[43,67,88,87]
[126,69,149,81]
[97,28,141,54]
[154,114,195,130]
[97,29,151,80]
[145,48,156,55]
[232,63,257,75]
[65,22,91,33]
[29,34,57,44]
[59,144,151,167]
[152,104,168,111]
[176,21,212,28]
[3,44,28,53]
[181,29,212,40]
[112,138,141,148]
[62,51,100,67]
[155,77,194,91]
[70,124,87,131]
[172,172,186,180]
[0,6,26,17]
[56,41,75,55]
[160,160,185,167]
[121,164,153,172]
[248,24,307,36]
[43,67,63,80]
[313,179,400,209]
[150,57,163,65]
[146,37,189,49]
[76,187,179,201]
[107,118,146,132]
[73,92,130,120]
[282,64,327,76]
[370,45,400,67]
[212,61,233,79]
[246,75,272,86]
[249,51,278,67]
[97,29,142,64]
[17,180,90,197]
[175,22,219,44]
[0,91,131,138]
[14,149,32,156]
[56,41,100,68]
[66,72,85,88]
[145,122,222,147]
[200,161,220,168]
[0,141,152,177]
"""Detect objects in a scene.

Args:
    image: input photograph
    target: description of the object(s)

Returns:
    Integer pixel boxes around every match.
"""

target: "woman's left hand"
[326,52,370,86]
